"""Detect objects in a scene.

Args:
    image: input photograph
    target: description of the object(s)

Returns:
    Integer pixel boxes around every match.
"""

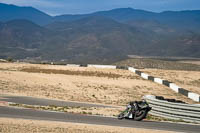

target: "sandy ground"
[0,62,195,105]
[143,69,200,95]
[178,61,200,65]
[0,118,175,133]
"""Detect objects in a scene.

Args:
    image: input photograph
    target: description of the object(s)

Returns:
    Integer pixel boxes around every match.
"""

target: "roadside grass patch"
[9,103,122,117]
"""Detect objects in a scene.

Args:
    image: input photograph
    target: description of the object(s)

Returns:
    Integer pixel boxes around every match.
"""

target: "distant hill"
[0,19,48,59]
[1,3,199,31]
[54,8,156,22]
[54,8,200,32]
[0,19,48,48]
[158,10,200,31]
[0,3,200,63]
[0,3,52,25]
[43,16,154,62]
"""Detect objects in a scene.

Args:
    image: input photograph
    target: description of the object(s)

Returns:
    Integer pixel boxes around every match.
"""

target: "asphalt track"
[0,95,200,132]
[0,95,116,108]
[1,106,200,133]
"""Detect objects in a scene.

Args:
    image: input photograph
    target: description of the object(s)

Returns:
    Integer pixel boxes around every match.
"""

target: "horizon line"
[1,2,200,16]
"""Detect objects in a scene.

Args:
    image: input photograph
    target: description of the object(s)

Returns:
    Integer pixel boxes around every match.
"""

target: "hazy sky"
[0,0,200,15]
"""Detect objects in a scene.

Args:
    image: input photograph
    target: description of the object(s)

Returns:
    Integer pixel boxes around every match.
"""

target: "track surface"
[0,95,116,108]
[1,95,200,132]
[1,106,200,133]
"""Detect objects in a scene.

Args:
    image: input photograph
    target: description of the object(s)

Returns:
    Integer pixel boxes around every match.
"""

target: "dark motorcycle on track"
[118,100,151,121]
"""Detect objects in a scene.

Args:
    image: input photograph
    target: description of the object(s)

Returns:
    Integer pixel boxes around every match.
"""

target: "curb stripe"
[135,70,142,76]
[163,80,172,87]
[178,88,189,97]
[148,76,154,81]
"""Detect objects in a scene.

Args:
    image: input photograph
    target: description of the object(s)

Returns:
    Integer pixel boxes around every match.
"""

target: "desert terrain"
[0,118,175,133]
[0,62,196,105]
[0,62,200,132]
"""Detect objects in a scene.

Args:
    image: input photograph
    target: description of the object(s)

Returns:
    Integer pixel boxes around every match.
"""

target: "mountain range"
[0,3,200,63]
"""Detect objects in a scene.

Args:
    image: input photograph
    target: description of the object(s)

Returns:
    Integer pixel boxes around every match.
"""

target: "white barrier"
[66,64,81,67]
[88,64,116,69]
[169,83,180,93]
[154,78,163,84]
[128,67,137,73]
[188,93,200,102]
[141,73,149,79]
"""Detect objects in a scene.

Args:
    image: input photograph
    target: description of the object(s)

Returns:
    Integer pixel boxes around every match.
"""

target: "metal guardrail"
[143,95,200,123]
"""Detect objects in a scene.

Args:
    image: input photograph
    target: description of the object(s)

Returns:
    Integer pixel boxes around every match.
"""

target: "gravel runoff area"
[0,62,196,105]
[0,118,175,133]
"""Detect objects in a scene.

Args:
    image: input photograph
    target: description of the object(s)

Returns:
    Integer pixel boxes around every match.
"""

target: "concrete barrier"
[188,93,200,102]
[128,67,137,73]
[141,73,149,79]
[66,64,80,67]
[135,70,142,76]
[169,83,179,93]
[88,64,116,69]
[154,78,163,84]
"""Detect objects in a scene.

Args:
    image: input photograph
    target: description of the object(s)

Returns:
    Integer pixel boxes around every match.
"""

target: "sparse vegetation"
[9,103,122,117]
[6,57,14,62]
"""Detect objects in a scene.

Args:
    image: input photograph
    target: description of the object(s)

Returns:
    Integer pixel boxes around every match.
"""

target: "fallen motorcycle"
[118,100,151,121]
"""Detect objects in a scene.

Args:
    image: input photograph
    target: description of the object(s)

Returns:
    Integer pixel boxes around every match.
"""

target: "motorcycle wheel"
[134,109,148,121]
[117,112,125,120]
